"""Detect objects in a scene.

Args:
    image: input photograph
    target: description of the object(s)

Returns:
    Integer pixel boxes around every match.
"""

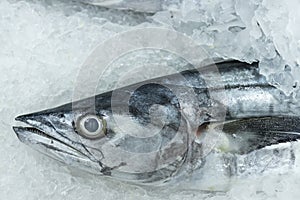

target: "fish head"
[13,83,189,183]
[13,100,107,175]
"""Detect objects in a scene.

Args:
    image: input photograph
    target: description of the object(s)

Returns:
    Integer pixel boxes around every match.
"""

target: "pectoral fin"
[215,116,300,154]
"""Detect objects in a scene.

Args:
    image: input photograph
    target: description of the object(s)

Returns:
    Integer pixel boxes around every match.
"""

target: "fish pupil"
[84,118,99,133]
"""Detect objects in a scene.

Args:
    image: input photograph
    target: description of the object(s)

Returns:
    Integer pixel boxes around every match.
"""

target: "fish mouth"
[12,115,90,163]
[13,114,108,175]
[13,126,57,142]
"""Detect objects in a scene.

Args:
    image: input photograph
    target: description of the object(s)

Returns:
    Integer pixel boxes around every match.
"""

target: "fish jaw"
[13,113,104,175]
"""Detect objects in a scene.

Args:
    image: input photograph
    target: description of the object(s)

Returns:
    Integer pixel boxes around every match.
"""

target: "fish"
[79,0,173,13]
[13,60,300,185]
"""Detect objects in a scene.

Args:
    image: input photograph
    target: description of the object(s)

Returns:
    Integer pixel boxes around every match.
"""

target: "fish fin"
[217,116,300,154]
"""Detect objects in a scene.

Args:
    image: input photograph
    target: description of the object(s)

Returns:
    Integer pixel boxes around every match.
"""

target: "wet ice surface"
[2,0,300,199]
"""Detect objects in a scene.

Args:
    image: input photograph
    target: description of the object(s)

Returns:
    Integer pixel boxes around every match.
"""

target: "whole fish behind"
[79,0,173,13]
[13,60,300,187]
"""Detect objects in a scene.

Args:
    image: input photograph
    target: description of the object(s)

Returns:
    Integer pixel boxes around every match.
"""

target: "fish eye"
[75,114,106,139]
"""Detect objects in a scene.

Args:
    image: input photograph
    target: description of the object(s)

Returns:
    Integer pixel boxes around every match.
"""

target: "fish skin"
[13,60,300,184]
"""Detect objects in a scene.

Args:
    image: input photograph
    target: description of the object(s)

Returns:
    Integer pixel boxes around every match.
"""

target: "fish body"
[81,0,162,12]
[80,0,180,13]
[13,60,300,186]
